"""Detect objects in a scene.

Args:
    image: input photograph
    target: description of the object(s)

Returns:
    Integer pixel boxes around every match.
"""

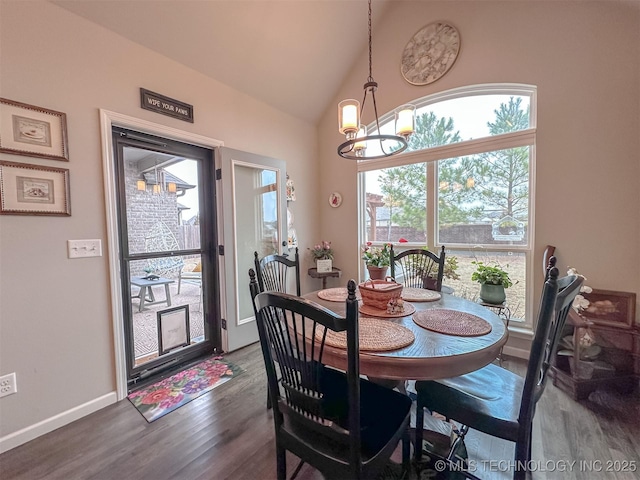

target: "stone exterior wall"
[125,162,181,276]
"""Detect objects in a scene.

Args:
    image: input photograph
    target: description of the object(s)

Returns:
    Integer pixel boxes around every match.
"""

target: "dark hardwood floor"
[1,343,638,480]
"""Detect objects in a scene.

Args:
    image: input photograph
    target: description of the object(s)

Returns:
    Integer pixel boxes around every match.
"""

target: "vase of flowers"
[310,241,334,273]
[362,242,391,280]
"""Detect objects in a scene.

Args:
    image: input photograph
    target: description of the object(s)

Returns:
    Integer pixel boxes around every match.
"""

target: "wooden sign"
[140,88,194,123]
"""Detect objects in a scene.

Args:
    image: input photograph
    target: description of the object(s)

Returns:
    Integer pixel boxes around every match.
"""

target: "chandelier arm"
[338,135,408,160]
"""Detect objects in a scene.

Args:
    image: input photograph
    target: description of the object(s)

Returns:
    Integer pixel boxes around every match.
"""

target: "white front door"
[217,147,287,351]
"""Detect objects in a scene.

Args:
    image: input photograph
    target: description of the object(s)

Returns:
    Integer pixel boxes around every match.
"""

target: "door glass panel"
[234,163,280,324]
[121,144,206,369]
[124,147,201,255]
[128,255,204,366]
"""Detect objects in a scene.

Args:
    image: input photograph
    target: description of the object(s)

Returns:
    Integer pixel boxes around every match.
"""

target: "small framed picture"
[316,259,333,273]
[328,192,342,208]
[157,305,190,355]
[582,289,636,329]
[0,98,69,161]
[0,161,71,216]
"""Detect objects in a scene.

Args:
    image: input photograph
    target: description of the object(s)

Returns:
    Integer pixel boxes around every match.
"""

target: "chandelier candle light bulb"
[339,100,359,135]
[354,125,368,155]
[395,105,416,137]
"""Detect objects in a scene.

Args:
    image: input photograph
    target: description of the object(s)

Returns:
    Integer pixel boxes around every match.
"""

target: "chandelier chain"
[367,0,373,83]
[337,0,413,160]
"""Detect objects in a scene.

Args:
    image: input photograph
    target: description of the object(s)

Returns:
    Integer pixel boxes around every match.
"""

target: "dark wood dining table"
[302,289,508,381]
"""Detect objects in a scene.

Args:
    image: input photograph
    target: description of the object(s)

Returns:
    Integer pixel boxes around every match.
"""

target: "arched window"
[358,84,536,326]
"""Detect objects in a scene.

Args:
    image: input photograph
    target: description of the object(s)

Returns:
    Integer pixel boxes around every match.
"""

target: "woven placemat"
[359,302,416,318]
[317,317,415,351]
[402,287,442,302]
[412,309,492,337]
[317,287,361,302]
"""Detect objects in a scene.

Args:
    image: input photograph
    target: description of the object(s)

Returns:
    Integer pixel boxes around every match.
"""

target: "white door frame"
[99,109,224,400]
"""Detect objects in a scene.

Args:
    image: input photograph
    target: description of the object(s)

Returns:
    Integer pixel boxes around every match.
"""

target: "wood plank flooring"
[1,343,638,480]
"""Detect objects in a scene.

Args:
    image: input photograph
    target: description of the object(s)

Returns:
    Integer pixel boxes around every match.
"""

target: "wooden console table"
[308,267,342,290]
[551,310,639,400]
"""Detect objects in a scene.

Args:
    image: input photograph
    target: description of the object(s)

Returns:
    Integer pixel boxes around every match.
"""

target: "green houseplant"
[471,261,513,304]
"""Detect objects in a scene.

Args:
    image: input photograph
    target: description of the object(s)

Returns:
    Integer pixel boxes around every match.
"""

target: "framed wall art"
[0,160,71,216]
[157,305,191,355]
[581,289,636,329]
[0,98,69,161]
[400,22,460,86]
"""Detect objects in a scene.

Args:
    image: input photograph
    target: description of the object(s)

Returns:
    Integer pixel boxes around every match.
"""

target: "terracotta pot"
[367,266,388,280]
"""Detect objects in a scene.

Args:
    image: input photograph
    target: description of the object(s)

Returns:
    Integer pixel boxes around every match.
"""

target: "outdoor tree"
[472,97,530,220]
[375,98,530,234]
[377,112,476,231]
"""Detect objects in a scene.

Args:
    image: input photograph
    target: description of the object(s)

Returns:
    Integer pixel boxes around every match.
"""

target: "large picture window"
[359,85,536,326]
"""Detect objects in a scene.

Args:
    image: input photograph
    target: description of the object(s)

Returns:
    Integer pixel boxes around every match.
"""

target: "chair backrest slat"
[390,245,446,291]
[254,248,301,296]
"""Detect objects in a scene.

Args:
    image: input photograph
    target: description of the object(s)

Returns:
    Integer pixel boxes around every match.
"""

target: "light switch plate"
[68,239,102,258]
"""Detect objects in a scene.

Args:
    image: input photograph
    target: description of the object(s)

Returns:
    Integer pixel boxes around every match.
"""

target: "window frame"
[357,84,537,328]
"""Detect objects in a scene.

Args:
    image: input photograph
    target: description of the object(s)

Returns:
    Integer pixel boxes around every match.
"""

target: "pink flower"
[159,393,184,409]
[140,388,173,405]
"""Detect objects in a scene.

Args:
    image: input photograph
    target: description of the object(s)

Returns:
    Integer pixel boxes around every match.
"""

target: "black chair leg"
[276,445,286,480]
[396,430,409,479]
[415,399,425,463]
[267,389,272,409]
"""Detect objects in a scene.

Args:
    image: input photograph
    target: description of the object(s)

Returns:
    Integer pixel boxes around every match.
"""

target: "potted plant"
[309,241,334,273]
[361,242,391,280]
[471,261,513,304]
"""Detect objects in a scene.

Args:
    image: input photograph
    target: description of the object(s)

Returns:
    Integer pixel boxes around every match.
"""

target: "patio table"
[131,276,174,312]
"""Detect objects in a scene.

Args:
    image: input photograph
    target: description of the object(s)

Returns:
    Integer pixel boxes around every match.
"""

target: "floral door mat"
[127,356,243,422]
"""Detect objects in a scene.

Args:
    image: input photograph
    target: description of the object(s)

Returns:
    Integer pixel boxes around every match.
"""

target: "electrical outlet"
[67,239,102,259]
[0,373,17,398]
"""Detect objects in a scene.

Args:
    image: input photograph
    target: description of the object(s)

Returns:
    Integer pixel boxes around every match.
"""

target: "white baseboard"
[0,392,117,454]
[503,344,530,360]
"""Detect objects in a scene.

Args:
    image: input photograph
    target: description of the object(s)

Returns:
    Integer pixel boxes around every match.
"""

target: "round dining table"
[302,289,508,381]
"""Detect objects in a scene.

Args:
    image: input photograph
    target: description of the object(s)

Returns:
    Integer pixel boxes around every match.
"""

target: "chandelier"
[338,0,415,160]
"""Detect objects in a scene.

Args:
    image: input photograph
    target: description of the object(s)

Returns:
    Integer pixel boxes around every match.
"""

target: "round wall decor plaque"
[401,22,460,86]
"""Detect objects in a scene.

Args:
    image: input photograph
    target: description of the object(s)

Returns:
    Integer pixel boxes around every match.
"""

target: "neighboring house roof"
[143,171,195,191]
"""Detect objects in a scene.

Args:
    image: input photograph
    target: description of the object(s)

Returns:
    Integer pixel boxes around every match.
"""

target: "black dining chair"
[390,245,446,292]
[414,263,583,480]
[253,279,412,480]
[254,248,301,297]
[250,250,301,410]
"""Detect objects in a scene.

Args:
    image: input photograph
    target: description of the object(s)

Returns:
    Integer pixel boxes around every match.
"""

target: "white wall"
[318,1,640,326]
[0,0,319,445]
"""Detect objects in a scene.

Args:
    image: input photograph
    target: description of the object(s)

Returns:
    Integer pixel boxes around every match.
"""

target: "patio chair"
[144,221,184,278]
[177,261,201,294]
[414,264,583,480]
[253,280,412,480]
[390,245,446,292]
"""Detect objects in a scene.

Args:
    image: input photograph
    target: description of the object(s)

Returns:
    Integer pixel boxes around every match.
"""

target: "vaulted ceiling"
[52,0,393,125]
